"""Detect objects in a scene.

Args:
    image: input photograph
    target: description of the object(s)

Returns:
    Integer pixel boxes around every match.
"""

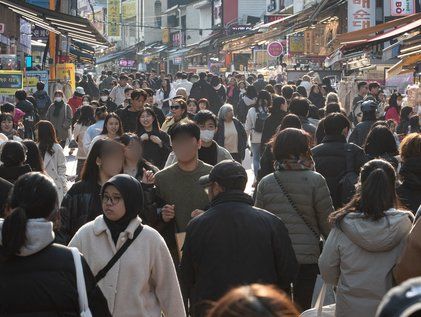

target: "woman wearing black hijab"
[69,174,185,317]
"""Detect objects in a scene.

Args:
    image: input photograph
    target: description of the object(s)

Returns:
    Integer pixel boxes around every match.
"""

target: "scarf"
[227,85,235,98]
[243,95,256,106]
[52,101,64,118]
[275,156,315,171]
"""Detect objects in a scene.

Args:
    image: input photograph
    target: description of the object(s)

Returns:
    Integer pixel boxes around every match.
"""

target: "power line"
[92,19,226,31]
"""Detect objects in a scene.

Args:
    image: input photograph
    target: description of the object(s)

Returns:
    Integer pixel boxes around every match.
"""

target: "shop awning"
[0,0,109,47]
[96,46,137,64]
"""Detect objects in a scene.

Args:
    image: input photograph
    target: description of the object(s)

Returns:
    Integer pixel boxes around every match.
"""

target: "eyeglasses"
[170,105,181,110]
[101,194,121,205]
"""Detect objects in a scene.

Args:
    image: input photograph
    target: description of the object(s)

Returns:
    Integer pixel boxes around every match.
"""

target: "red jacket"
[385,107,400,124]
[68,96,83,115]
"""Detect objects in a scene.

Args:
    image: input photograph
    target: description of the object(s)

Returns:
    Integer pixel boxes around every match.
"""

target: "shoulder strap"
[273,172,320,240]
[70,247,93,317]
[94,225,143,284]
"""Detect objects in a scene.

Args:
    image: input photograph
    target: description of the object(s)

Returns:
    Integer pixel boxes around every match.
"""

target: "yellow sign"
[162,28,170,44]
[108,0,121,37]
[55,63,76,92]
[122,0,136,19]
[0,70,23,95]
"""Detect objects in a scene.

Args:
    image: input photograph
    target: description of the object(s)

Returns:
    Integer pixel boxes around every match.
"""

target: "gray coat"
[255,170,333,264]
[46,102,73,142]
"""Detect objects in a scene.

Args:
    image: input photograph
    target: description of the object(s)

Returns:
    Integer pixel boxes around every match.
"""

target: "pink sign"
[267,41,284,57]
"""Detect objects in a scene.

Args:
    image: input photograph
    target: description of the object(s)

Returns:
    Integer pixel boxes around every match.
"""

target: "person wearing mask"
[0,113,22,140]
[161,98,190,133]
[137,107,171,169]
[14,89,36,139]
[32,81,51,119]
[208,76,227,115]
[82,106,108,153]
[73,105,95,179]
[245,90,271,177]
[68,86,85,115]
[88,113,124,153]
[117,89,147,133]
[180,161,298,316]
[260,96,288,147]
[58,139,124,244]
[226,77,240,108]
[190,72,212,101]
[154,122,212,264]
[289,97,316,143]
[349,100,378,147]
[308,84,325,109]
[35,120,67,204]
[351,81,368,126]
[205,284,300,317]
[99,89,118,112]
[253,74,268,93]
[255,128,334,310]
[319,159,413,317]
[110,74,132,106]
[385,92,403,124]
[0,172,111,316]
[214,104,247,163]
[312,113,366,209]
[46,90,73,148]
[165,111,232,167]
[0,141,32,183]
[236,85,257,124]
[364,125,399,169]
[69,174,185,317]
[397,133,421,214]
[155,78,176,115]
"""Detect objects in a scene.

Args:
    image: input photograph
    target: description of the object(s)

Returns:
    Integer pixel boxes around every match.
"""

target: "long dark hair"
[81,139,124,183]
[330,159,401,226]
[1,141,27,167]
[76,105,95,127]
[364,125,399,156]
[137,107,161,134]
[1,172,57,260]
[36,121,58,157]
[100,113,123,136]
[255,90,272,110]
[22,140,45,173]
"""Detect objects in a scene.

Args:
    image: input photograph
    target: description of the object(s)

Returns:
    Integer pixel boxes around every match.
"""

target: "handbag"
[301,282,336,317]
[70,247,93,317]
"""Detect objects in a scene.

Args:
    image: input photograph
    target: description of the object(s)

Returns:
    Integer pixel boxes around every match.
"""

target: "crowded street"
[0,0,421,317]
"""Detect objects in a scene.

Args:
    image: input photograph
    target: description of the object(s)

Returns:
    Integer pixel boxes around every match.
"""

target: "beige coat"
[43,143,67,204]
[319,209,413,317]
[69,216,186,317]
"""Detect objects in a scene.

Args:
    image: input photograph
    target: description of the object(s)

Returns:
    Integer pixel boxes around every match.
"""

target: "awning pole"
[49,0,56,80]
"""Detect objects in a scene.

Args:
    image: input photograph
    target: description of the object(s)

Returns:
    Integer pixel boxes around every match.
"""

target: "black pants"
[294,263,319,311]
[230,152,242,163]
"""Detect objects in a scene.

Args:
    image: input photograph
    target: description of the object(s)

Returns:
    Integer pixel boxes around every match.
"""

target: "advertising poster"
[348,0,376,32]
[0,70,23,95]
[24,70,49,94]
[390,0,415,16]
[108,0,121,37]
[56,63,76,92]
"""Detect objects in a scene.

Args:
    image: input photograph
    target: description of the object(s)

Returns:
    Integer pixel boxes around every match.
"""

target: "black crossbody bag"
[94,225,143,284]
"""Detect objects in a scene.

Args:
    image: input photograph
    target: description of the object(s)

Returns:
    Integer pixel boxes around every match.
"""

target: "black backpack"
[338,144,358,205]
[35,92,50,111]
[254,107,268,133]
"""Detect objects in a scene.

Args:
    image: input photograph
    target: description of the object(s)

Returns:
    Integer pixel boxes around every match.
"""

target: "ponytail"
[1,207,28,260]
[360,168,394,220]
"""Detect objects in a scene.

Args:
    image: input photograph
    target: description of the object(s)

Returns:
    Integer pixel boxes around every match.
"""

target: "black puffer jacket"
[0,222,110,316]
[397,158,421,214]
[348,120,375,147]
[312,135,366,209]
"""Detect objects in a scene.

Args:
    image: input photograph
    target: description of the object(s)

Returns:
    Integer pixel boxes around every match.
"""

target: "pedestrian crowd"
[0,69,420,317]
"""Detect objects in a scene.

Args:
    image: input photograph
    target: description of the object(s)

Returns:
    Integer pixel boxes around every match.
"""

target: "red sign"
[267,41,284,57]
[0,23,5,34]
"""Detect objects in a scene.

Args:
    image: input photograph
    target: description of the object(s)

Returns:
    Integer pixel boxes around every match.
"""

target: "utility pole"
[49,0,56,80]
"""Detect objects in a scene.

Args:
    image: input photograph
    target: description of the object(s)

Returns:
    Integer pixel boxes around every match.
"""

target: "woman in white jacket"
[36,120,67,203]
[69,174,185,317]
[319,159,413,317]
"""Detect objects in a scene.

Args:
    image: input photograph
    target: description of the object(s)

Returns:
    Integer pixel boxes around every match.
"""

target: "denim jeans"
[251,143,261,177]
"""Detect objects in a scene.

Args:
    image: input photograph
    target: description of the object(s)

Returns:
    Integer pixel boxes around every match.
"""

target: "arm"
[63,105,73,129]
[56,146,68,192]
[56,193,73,245]
[254,180,266,209]
[151,234,186,317]
[73,124,81,141]
[318,228,341,285]
[244,109,254,138]
[82,128,92,154]
[313,174,334,239]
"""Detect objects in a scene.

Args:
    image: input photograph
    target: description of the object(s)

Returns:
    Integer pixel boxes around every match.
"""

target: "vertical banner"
[56,63,76,92]
[390,0,415,16]
[348,0,376,32]
[108,0,121,37]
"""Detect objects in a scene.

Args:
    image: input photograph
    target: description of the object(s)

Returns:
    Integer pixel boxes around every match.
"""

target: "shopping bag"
[301,282,335,317]
[311,275,336,307]
[176,232,186,259]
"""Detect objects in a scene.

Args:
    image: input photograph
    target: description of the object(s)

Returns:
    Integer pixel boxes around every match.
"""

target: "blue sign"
[26,0,50,9]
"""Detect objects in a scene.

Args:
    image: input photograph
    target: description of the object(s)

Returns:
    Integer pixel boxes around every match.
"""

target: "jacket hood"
[0,218,55,256]
[340,208,413,252]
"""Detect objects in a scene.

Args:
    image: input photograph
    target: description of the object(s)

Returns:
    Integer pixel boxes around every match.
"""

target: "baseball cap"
[75,86,85,95]
[199,160,248,188]
[376,277,421,317]
[361,100,378,112]
[100,89,110,95]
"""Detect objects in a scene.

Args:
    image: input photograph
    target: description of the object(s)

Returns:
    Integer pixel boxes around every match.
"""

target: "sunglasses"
[170,105,181,110]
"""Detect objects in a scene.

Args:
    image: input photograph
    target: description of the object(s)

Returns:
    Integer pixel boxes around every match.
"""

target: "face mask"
[100,96,108,102]
[54,97,62,103]
[200,130,215,143]
[82,101,90,106]
[240,88,246,93]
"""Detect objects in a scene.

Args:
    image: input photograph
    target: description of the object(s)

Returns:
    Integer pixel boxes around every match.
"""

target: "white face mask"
[100,96,108,102]
[54,97,62,103]
[82,101,90,106]
[200,130,215,143]
[240,88,246,93]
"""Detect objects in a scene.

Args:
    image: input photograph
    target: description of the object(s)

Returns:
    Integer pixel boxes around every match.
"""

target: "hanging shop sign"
[289,33,305,54]
[348,0,376,32]
[122,0,136,19]
[213,0,222,26]
[0,70,23,95]
[119,59,136,67]
[108,0,121,37]
[0,23,5,34]
[56,63,76,91]
[267,41,284,57]
[390,0,415,16]
[227,25,253,35]
[24,70,49,94]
